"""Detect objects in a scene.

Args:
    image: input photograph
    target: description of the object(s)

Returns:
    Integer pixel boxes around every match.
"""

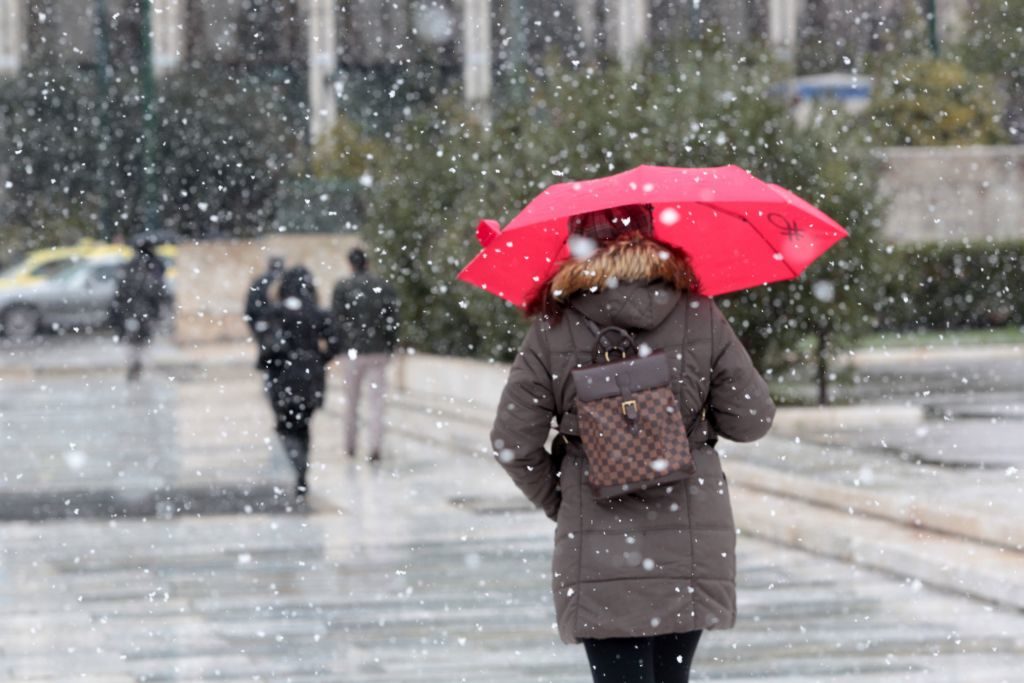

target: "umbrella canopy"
[457,164,848,307]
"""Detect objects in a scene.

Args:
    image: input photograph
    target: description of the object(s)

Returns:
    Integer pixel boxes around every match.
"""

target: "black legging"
[583,631,701,683]
[277,423,310,492]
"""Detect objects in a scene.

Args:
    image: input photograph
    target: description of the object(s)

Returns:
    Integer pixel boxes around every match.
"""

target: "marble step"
[732,483,1024,611]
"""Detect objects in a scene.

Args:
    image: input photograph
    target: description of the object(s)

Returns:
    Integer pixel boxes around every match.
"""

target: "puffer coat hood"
[572,282,680,331]
[491,248,775,644]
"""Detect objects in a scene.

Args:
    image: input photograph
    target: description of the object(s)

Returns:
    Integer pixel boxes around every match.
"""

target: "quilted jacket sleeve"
[707,302,776,442]
[490,321,561,520]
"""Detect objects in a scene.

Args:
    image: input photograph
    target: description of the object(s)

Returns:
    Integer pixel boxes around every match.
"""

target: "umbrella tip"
[476,219,501,247]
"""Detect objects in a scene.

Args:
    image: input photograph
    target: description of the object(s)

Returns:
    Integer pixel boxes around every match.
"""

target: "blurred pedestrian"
[247,265,337,503]
[243,256,285,334]
[331,248,400,463]
[111,235,170,381]
[490,204,776,683]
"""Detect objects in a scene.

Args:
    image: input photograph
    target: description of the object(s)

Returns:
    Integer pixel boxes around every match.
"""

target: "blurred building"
[0,0,972,141]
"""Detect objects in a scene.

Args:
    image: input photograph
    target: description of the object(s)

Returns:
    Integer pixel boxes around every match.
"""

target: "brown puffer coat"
[491,271,775,644]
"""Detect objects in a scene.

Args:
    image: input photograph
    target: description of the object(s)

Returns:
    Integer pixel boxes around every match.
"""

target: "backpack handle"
[580,319,637,364]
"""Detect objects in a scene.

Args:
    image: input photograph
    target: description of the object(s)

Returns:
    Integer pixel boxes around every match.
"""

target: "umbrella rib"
[695,202,801,278]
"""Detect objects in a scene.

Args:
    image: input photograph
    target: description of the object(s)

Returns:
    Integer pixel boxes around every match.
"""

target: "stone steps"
[731,483,1024,612]
[724,459,1023,550]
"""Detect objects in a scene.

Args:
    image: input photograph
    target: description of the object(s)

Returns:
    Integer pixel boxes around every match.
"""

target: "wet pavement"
[815,345,1024,467]
[3,444,1024,681]
[0,369,293,520]
[1,369,1023,681]
[771,337,1024,408]
[0,335,251,379]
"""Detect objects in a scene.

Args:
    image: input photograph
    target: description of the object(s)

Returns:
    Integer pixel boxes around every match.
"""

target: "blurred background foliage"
[362,48,883,371]
[155,70,306,238]
[957,0,1024,141]
[0,66,306,247]
[1,0,1023,376]
[864,58,1007,146]
[0,67,106,255]
[877,241,1024,330]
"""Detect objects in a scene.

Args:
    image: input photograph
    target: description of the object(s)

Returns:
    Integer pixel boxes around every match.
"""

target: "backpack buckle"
[604,348,628,362]
[620,399,638,417]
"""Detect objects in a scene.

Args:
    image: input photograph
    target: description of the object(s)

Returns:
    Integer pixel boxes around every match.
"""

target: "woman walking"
[247,265,337,503]
[490,204,776,682]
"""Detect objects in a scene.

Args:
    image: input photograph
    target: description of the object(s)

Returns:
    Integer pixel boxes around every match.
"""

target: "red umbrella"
[457,164,848,307]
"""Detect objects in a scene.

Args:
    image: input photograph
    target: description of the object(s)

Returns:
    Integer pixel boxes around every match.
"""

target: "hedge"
[874,241,1024,331]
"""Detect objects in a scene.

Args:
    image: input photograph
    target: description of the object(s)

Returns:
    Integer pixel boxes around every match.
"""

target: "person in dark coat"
[247,265,337,502]
[331,248,400,462]
[490,205,776,683]
[111,238,170,381]
[244,256,284,334]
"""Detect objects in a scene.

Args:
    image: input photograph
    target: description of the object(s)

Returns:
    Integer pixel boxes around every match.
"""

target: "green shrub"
[956,0,1024,141]
[0,68,104,241]
[876,241,1024,330]
[0,63,305,242]
[957,0,1024,79]
[155,69,306,237]
[864,58,1007,146]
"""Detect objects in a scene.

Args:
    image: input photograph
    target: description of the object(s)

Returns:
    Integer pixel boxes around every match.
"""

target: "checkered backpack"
[570,315,696,499]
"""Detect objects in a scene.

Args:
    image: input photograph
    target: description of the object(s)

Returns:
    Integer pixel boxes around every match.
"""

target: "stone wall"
[877,145,1024,244]
[173,233,363,344]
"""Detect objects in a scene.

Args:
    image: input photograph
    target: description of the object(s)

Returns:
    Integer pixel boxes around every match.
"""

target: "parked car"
[0,256,130,341]
[0,240,179,341]
[0,239,177,290]
[0,244,99,288]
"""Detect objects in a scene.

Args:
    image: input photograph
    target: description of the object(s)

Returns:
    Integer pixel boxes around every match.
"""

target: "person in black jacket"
[331,248,400,462]
[244,256,284,334]
[247,265,337,502]
[111,238,170,381]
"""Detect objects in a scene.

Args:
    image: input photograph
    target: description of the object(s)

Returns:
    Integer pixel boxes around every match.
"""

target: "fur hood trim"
[548,238,695,302]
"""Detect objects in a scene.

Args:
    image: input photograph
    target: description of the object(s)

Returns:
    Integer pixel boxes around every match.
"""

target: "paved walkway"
[2,372,1024,681]
[5,506,1024,682]
[0,371,293,520]
[0,335,249,372]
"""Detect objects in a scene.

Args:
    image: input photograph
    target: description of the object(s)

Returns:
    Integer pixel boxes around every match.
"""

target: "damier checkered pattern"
[577,385,695,499]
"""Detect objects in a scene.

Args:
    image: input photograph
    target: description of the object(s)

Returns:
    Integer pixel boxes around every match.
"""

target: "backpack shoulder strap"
[574,311,602,338]
[693,296,716,439]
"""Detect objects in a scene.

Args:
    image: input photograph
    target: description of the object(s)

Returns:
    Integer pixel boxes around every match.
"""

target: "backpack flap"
[574,351,671,401]
[574,352,671,434]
